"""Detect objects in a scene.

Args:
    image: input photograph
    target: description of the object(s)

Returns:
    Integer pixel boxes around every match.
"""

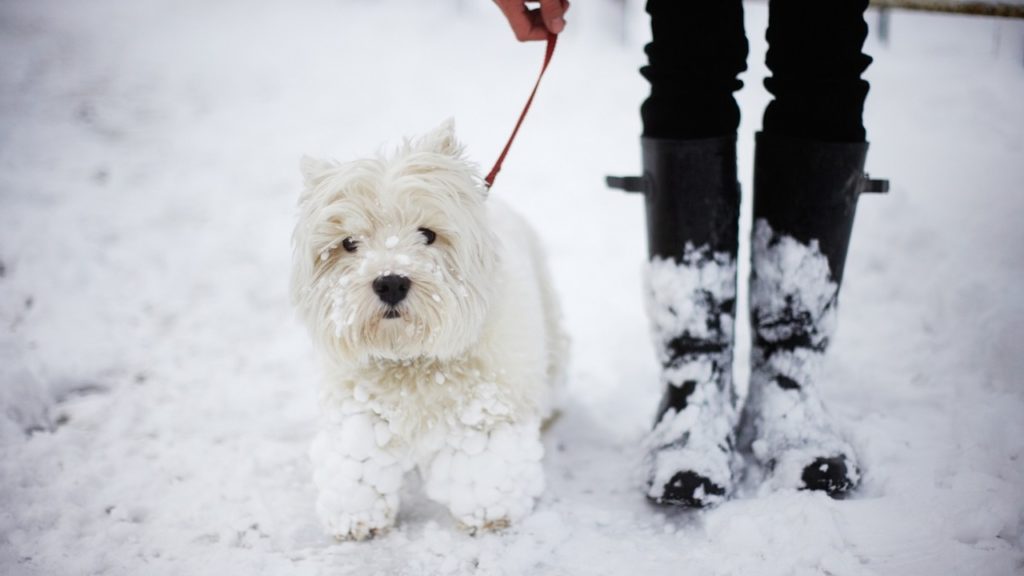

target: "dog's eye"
[418,228,437,246]
[341,237,359,253]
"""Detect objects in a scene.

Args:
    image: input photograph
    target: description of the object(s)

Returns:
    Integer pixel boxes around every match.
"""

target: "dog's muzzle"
[373,274,411,307]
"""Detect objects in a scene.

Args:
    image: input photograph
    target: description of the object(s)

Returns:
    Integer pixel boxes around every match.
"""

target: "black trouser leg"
[641,0,748,139]
[762,0,872,143]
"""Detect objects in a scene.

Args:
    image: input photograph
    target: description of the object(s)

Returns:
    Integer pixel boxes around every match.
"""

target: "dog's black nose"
[373,275,411,306]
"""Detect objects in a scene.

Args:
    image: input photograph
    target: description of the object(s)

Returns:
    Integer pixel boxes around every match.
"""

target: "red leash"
[484,32,558,189]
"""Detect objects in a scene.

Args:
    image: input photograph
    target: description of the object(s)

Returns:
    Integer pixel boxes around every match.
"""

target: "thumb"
[538,0,566,34]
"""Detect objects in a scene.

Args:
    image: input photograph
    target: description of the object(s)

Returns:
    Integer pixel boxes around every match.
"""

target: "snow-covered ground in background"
[1,1,1023,574]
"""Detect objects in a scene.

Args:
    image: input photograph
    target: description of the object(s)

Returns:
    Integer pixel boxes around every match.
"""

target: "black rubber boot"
[609,135,741,508]
[738,131,886,496]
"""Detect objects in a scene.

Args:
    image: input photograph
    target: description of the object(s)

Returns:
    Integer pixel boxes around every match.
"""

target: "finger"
[494,0,550,42]
[538,0,566,34]
[523,9,554,39]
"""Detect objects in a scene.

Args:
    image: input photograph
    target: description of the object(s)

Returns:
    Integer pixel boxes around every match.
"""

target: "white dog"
[290,120,567,540]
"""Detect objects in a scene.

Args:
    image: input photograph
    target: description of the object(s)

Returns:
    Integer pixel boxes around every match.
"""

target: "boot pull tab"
[861,173,890,194]
[606,175,647,193]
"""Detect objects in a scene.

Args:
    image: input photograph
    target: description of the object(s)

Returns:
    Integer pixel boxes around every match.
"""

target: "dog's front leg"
[310,411,406,541]
[422,419,545,532]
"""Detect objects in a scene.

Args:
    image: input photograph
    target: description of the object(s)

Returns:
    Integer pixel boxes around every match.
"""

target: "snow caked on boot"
[739,132,886,496]
[610,136,741,507]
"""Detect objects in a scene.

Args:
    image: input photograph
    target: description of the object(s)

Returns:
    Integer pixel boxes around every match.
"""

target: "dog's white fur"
[291,120,567,540]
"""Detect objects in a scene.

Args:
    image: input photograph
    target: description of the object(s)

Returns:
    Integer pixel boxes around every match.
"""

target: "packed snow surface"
[2,1,1024,575]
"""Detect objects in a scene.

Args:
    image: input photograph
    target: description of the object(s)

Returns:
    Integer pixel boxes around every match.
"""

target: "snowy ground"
[1,1,1023,574]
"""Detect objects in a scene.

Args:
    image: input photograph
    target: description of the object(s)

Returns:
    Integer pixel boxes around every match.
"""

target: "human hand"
[493,0,570,42]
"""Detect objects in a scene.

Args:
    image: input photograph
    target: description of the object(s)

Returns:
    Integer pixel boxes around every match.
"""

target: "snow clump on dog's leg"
[423,420,545,533]
[310,408,409,541]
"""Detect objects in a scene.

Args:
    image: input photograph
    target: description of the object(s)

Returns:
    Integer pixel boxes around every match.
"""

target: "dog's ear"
[418,118,462,157]
[299,155,336,189]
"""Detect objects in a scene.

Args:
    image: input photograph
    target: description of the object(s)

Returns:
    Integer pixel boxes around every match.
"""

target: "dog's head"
[291,120,497,364]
